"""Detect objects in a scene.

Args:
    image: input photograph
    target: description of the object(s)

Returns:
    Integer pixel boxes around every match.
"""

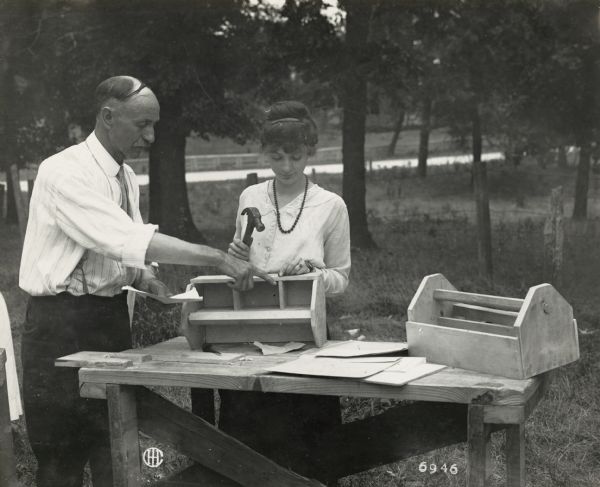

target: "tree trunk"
[386,107,405,157]
[557,145,567,170]
[417,95,432,178]
[573,142,591,220]
[149,95,204,242]
[341,0,375,249]
[471,101,493,279]
[572,3,597,220]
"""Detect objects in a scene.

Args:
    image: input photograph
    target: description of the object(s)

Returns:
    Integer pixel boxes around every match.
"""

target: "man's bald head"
[93,76,160,163]
[94,76,153,115]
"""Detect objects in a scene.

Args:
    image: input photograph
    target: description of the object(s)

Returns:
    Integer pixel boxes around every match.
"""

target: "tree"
[1,0,264,240]
[0,0,61,224]
[339,0,376,249]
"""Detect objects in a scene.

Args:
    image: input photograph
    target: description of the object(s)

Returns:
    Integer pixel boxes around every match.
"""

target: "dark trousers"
[192,388,341,484]
[21,293,131,487]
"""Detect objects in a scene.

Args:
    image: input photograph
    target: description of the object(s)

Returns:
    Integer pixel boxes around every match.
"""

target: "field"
[2,156,600,486]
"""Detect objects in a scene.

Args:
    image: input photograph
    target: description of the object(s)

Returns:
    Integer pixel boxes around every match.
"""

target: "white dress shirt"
[19,132,158,296]
[234,181,351,295]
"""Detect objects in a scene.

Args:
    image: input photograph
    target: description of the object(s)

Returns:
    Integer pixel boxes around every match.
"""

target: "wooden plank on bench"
[56,351,151,368]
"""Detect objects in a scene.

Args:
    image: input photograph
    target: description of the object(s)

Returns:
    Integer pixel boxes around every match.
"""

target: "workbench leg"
[506,423,525,487]
[467,405,492,487]
[107,384,142,487]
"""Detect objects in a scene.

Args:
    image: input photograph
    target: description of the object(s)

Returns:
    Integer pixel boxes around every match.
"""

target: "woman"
[221,101,351,483]
[227,101,350,294]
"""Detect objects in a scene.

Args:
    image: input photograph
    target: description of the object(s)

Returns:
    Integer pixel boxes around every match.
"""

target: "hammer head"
[241,207,265,246]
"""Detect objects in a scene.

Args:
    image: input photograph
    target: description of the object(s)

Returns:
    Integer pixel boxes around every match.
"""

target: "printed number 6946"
[418,462,458,474]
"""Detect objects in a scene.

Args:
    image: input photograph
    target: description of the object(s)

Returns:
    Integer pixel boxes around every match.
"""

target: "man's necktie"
[117,166,131,217]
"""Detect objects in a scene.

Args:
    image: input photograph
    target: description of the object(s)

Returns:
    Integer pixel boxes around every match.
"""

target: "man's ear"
[99,106,114,128]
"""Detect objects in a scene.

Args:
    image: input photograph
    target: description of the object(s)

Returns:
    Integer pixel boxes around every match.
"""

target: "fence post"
[0,183,5,221]
[543,186,564,287]
[311,168,317,183]
[9,165,28,241]
[245,172,258,188]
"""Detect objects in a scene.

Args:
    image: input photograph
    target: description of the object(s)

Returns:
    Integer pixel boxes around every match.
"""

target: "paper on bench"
[253,341,306,355]
[314,340,408,358]
[267,356,399,379]
[364,362,446,386]
[123,286,203,304]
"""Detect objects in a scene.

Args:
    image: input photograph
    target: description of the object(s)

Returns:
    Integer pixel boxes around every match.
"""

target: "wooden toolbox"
[406,274,579,379]
[181,273,326,350]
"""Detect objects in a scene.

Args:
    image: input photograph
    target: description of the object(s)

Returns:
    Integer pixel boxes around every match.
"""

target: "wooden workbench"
[60,337,549,487]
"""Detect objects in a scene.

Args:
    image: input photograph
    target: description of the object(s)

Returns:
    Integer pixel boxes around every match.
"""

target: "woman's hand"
[228,238,250,261]
[279,257,313,276]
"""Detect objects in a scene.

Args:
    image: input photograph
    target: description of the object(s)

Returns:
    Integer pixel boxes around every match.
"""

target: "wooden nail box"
[181,273,326,350]
[406,274,579,379]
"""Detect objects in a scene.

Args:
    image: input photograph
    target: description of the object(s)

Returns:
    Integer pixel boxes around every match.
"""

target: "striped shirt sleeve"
[50,169,157,269]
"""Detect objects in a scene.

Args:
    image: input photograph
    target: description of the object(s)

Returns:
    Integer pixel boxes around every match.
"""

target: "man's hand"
[279,257,312,276]
[228,238,250,261]
[137,277,171,297]
[218,252,275,291]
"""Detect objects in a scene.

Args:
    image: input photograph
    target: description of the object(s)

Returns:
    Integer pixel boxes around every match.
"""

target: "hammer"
[241,207,265,246]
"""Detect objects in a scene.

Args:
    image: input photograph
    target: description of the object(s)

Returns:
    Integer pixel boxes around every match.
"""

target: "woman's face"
[264,144,309,187]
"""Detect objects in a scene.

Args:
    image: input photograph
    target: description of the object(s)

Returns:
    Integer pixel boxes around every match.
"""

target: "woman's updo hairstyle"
[261,101,318,156]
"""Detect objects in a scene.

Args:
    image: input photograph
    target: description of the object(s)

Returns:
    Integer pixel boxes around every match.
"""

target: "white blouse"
[233,181,351,295]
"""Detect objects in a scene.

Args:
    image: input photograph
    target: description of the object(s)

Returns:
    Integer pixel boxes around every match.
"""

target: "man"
[19,75,273,486]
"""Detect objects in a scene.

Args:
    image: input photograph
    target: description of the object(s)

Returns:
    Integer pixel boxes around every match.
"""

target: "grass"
[3,157,600,485]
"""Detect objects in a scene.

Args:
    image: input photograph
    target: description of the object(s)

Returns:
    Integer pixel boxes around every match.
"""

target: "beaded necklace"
[273,175,309,234]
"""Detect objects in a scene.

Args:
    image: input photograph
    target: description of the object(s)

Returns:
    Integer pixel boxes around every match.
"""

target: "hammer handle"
[242,227,254,247]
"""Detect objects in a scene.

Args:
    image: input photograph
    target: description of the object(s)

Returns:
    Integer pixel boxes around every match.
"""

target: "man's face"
[108,89,160,161]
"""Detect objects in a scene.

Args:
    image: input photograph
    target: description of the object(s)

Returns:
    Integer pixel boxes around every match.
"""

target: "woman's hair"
[260,101,318,155]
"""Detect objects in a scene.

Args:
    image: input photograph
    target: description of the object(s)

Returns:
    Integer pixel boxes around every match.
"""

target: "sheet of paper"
[253,341,306,356]
[267,356,399,379]
[314,340,408,358]
[364,363,446,386]
[123,286,203,304]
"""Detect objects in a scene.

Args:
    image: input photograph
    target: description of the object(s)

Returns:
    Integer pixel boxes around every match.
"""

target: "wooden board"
[191,273,320,284]
[107,385,142,487]
[406,321,524,379]
[310,277,326,347]
[437,316,517,337]
[408,273,456,324]
[433,289,524,312]
[70,339,542,406]
[135,387,324,487]
[205,323,314,343]
[516,284,579,377]
[451,303,517,326]
[189,308,311,325]
[55,351,151,368]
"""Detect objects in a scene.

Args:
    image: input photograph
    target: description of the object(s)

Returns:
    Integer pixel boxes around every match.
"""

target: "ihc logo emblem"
[143,447,164,468]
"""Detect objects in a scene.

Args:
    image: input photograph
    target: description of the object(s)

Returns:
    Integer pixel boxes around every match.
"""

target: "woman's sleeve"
[233,193,244,240]
[320,198,351,295]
